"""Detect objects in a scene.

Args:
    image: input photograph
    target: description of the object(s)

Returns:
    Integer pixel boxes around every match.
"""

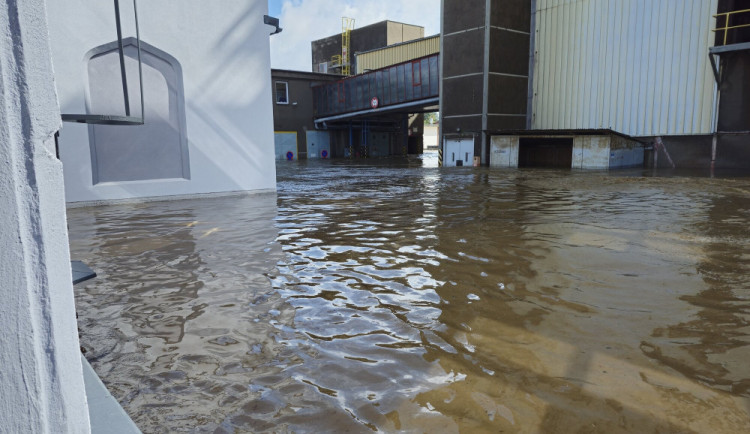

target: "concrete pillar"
[0,0,91,432]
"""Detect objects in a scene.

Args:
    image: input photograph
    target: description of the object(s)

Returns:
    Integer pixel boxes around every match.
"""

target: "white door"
[306,130,330,159]
[274,132,298,160]
[444,138,474,167]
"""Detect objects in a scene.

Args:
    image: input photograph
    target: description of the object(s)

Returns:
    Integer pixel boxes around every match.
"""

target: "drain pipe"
[711,134,718,174]
[709,49,722,175]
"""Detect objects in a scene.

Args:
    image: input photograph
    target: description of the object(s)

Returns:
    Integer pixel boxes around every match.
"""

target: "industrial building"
[310,50,437,158]
[272,69,341,160]
[440,0,750,169]
[274,21,437,160]
[312,20,425,75]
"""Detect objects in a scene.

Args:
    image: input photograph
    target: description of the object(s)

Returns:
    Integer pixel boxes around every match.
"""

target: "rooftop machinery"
[331,17,355,75]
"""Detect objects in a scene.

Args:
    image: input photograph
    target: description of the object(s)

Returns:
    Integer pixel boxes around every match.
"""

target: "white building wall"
[0,0,90,431]
[572,136,610,169]
[489,136,520,168]
[48,0,277,203]
[532,0,719,137]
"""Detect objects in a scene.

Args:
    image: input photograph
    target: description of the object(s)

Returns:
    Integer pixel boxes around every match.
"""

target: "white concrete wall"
[573,136,611,169]
[489,136,519,168]
[48,0,277,203]
[0,0,90,431]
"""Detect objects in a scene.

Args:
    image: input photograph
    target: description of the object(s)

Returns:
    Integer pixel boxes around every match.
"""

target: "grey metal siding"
[532,0,719,136]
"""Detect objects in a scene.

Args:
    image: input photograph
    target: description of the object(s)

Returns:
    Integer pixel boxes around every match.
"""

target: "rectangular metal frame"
[61,0,144,125]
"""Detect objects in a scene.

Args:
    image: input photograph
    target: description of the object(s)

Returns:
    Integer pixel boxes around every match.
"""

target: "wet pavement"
[68,154,750,432]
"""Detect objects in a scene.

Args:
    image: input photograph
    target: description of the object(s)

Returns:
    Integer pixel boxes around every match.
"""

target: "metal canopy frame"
[708,42,750,85]
[62,0,144,125]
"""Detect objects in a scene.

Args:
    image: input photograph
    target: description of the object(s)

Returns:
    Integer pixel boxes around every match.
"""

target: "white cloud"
[270,0,440,71]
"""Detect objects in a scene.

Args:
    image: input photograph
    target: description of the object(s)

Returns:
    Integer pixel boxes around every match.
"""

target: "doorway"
[518,138,573,168]
[444,137,474,167]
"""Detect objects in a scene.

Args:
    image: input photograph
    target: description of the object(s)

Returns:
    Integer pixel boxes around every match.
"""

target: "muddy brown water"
[68,156,750,433]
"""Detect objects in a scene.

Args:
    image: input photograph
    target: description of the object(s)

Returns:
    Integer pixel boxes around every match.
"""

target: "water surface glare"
[68,159,750,432]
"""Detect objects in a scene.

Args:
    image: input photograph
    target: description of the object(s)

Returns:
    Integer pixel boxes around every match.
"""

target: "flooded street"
[68,156,750,433]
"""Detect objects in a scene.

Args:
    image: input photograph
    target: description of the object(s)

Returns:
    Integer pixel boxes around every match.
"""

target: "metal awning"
[708,42,750,85]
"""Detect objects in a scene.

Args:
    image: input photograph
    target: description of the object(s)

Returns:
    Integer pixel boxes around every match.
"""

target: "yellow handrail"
[713,8,750,45]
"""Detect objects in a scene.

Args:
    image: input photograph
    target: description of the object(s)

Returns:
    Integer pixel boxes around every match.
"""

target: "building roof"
[355,34,440,56]
[271,69,343,81]
[311,20,424,44]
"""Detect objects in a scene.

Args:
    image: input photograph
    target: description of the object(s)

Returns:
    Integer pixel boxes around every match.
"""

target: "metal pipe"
[711,134,718,162]
[133,0,144,122]
[113,0,130,116]
[314,97,439,124]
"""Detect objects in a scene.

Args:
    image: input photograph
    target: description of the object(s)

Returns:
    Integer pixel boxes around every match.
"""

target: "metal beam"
[314,97,439,124]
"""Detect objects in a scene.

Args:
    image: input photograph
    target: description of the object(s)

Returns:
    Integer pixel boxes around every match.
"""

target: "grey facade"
[312,21,424,75]
[272,69,341,159]
[440,0,531,164]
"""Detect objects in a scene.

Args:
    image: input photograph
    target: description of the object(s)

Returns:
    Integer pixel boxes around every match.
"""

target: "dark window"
[429,56,439,95]
[412,60,422,86]
[275,81,288,104]
[518,138,573,168]
[397,64,405,101]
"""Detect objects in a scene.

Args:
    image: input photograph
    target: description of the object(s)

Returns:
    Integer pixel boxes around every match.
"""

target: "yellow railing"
[341,17,355,76]
[713,8,750,45]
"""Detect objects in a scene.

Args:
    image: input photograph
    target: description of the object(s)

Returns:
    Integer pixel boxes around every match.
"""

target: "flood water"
[68,155,750,433]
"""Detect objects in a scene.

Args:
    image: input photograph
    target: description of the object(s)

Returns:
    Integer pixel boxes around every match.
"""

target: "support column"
[0,0,90,431]
[348,121,353,158]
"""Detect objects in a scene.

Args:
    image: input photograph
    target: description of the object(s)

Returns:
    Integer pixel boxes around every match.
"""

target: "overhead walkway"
[312,53,439,126]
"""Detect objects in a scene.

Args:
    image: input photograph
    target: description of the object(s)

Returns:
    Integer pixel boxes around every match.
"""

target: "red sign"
[370,97,379,109]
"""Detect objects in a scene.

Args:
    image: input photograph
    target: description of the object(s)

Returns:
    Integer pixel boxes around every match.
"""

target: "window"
[412,60,421,86]
[338,82,345,103]
[275,81,289,104]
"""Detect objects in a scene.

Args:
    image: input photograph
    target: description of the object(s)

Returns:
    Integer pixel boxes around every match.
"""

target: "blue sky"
[268,0,282,17]
[268,0,440,71]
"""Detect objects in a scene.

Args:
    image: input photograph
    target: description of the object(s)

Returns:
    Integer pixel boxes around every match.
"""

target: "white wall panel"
[48,0,277,203]
[532,0,718,136]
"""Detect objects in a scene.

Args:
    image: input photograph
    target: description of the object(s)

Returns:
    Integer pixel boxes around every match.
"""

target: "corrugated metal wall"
[532,0,718,136]
[356,36,440,74]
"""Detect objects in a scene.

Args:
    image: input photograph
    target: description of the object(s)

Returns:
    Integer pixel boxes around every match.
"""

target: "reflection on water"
[68,157,750,432]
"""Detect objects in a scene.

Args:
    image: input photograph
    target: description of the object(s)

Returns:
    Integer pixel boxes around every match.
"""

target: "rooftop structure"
[312,20,424,75]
